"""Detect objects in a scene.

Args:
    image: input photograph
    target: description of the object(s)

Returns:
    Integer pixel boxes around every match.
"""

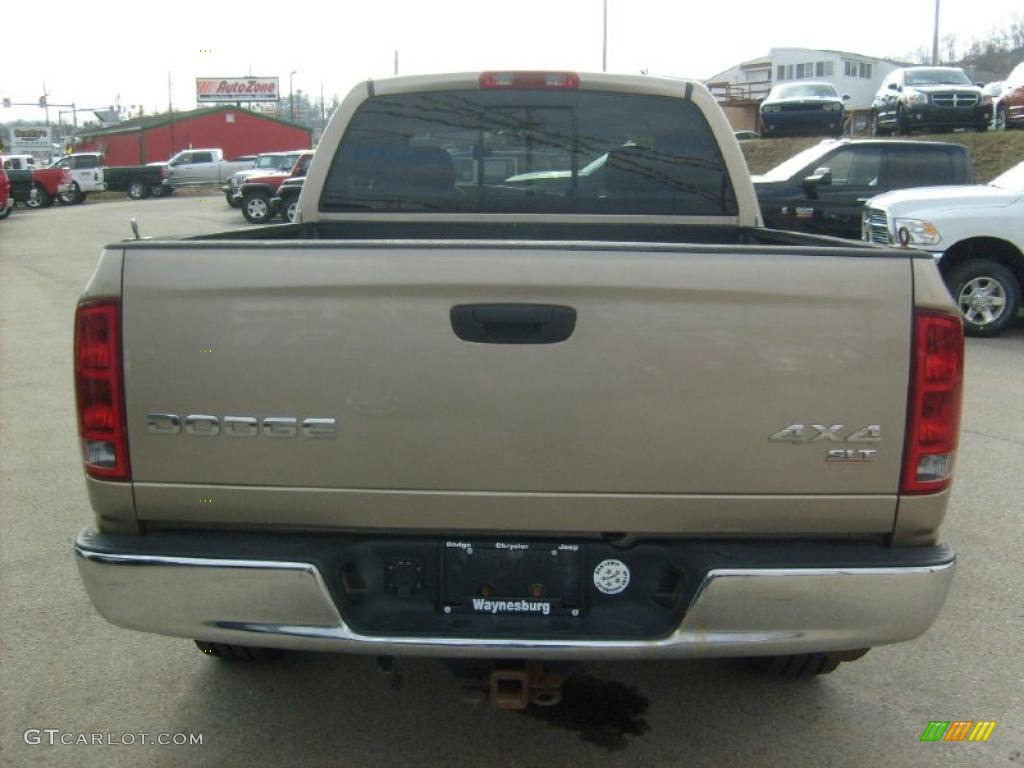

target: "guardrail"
[707,81,772,103]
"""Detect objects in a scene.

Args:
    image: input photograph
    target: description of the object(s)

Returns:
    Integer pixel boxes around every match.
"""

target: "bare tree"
[942,34,958,64]
[1008,18,1024,51]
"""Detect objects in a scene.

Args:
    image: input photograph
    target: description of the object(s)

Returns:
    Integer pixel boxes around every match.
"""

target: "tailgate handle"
[450,304,576,344]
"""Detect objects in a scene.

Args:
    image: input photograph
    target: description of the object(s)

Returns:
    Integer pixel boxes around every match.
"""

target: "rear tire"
[127,181,151,200]
[25,184,52,209]
[282,196,299,223]
[947,259,1021,337]
[194,641,280,662]
[750,649,869,677]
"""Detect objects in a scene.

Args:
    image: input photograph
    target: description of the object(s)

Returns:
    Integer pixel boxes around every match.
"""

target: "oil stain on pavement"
[522,675,650,752]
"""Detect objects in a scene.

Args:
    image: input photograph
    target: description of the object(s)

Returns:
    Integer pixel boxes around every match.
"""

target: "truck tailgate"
[122,243,911,533]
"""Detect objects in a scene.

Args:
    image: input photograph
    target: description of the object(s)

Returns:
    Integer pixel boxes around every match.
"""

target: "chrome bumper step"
[75,531,955,660]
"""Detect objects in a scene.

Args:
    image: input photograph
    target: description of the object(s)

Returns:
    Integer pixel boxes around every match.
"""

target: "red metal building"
[74,106,311,166]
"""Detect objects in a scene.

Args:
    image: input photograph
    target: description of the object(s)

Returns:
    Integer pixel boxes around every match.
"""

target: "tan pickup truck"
[74,72,963,689]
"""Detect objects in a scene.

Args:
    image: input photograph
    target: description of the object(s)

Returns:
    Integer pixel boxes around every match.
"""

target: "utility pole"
[320,80,326,132]
[289,70,297,121]
[394,50,399,75]
[931,0,941,64]
[602,0,608,72]
[169,72,176,156]
[41,82,50,126]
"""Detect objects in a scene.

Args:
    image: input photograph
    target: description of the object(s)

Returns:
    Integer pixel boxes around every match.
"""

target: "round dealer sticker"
[593,559,631,595]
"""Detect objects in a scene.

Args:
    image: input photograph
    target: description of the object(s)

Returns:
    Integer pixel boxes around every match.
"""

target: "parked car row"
[2,154,67,209]
[228,150,312,223]
[49,152,185,202]
[0,147,268,214]
[752,136,1021,336]
[752,62,1022,139]
[0,156,75,209]
[222,151,305,207]
[2,151,166,210]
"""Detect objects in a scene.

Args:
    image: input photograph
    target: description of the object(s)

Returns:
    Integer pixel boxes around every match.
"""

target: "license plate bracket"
[441,540,585,617]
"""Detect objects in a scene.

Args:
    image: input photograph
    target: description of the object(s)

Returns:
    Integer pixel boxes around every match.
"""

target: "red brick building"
[74,106,311,166]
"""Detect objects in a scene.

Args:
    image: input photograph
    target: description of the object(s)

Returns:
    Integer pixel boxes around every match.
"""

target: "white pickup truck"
[73,72,963,703]
[49,153,108,204]
[864,160,1024,336]
[159,148,254,189]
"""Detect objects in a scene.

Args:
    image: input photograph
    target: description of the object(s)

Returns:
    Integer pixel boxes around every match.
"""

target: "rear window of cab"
[320,89,738,217]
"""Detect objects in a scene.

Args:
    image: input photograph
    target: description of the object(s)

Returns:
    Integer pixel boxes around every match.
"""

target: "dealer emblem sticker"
[593,559,630,595]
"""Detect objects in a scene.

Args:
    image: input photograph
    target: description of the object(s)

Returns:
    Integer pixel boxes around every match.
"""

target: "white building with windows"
[706,48,902,111]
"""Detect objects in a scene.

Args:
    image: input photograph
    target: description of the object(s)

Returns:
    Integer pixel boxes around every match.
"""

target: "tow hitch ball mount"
[446,660,575,710]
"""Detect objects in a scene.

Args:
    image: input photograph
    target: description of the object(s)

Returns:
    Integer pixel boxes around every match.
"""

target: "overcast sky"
[2,0,1020,123]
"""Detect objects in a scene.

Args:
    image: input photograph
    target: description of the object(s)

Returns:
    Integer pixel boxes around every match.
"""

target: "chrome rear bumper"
[74,531,955,660]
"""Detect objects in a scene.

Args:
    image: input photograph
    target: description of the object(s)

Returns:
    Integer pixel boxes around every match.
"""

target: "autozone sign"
[196,77,280,103]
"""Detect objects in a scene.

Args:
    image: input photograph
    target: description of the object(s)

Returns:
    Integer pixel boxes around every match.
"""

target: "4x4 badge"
[769,424,881,443]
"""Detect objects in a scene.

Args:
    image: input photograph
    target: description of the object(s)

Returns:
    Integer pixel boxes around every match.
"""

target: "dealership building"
[73,106,311,165]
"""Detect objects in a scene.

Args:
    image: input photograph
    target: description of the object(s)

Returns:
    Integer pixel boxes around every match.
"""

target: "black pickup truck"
[753,139,972,239]
[103,164,170,199]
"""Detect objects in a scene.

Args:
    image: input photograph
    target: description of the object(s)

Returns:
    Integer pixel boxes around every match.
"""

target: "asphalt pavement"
[1,196,1022,767]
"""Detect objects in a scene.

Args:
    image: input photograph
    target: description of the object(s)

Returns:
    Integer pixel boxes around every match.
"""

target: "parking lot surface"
[1,197,1022,767]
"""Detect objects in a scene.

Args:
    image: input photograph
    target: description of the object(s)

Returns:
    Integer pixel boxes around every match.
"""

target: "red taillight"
[74,301,131,481]
[901,310,963,494]
[479,71,580,90]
